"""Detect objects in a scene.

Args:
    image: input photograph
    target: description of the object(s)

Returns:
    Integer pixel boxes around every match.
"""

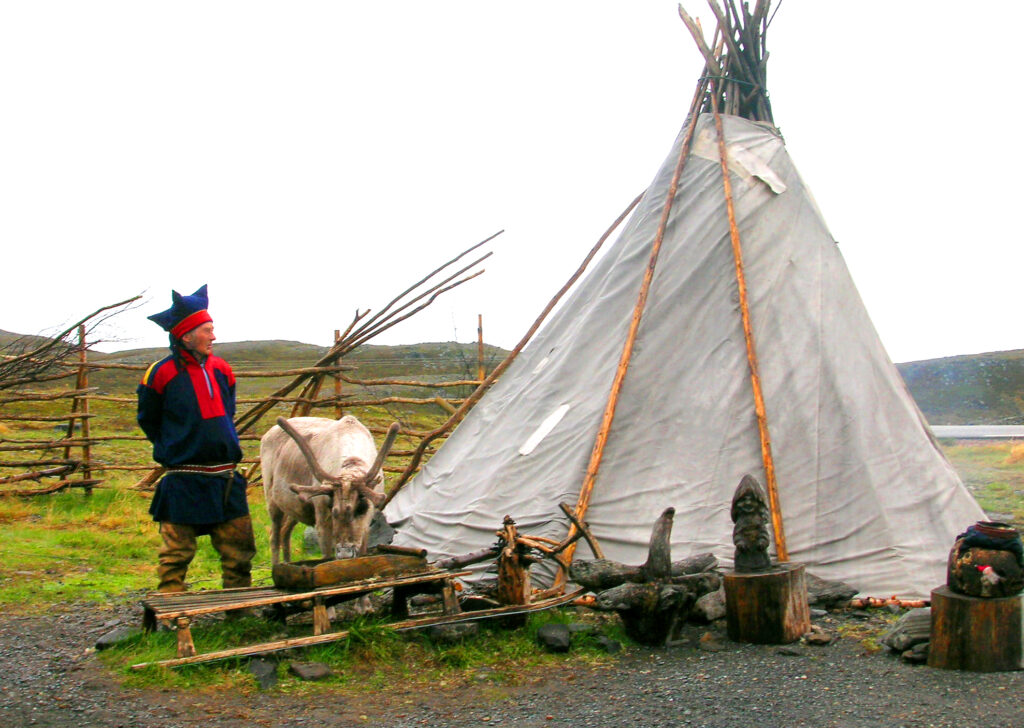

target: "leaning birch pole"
[558,67,715,576]
[709,85,787,561]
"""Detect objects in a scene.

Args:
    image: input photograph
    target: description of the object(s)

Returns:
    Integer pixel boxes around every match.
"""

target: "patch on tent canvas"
[531,355,551,375]
[519,404,570,456]
[690,127,786,194]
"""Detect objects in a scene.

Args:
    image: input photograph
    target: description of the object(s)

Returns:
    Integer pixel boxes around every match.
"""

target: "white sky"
[2,1,1020,363]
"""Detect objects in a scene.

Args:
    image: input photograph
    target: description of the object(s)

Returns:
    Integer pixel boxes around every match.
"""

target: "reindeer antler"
[355,422,401,507]
[276,416,340,485]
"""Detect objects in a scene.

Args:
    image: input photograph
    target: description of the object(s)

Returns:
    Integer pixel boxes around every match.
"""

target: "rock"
[690,586,726,623]
[802,625,834,646]
[367,511,396,549]
[537,624,571,653]
[426,622,479,644]
[698,632,726,652]
[901,641,929,664]
[594,636,621,654]
[880,607,931,652]
[94,626,141,650]
[288,661,331,681]
[805,572,857,609]
[809,608,828,619]
[567,622,596,635]
[776,645,805,656]
[302,526,320,554]
[248,659,278,689]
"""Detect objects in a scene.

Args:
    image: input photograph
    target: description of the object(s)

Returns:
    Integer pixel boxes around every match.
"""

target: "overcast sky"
[2,1,1020,364]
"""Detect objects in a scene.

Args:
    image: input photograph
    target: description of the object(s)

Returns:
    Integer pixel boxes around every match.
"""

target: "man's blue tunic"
[137,349,249,525]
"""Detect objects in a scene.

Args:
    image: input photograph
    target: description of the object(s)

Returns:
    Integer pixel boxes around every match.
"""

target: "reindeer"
[260,415,400,564]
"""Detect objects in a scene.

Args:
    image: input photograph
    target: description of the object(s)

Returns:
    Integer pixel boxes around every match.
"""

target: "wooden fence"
[0,326,489,497]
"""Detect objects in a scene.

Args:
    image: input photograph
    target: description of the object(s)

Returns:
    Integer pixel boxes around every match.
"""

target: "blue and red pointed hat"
[147,284,213,338]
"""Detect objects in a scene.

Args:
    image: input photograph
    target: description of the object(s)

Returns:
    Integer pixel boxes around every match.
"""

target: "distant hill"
[897,349,1024,425]
[3,327,1021,423]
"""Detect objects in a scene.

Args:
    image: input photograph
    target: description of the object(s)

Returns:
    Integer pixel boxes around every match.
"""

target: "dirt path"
[2,603,1022,728]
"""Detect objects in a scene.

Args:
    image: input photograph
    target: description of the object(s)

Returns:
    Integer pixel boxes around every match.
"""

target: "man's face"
[183,322,216,357]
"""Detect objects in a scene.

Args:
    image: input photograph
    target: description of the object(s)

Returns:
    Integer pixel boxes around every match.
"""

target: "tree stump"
[928,585,1024,671]
[570,507,721,645]
[723,563,809,644]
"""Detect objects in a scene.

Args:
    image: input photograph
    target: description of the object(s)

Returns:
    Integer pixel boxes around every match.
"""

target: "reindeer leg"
[280,514,296,564]
[268,506,284,565]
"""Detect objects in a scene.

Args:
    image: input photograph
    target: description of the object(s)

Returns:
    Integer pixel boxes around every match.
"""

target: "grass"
[941,441,1024,529]
[101,609,621,695]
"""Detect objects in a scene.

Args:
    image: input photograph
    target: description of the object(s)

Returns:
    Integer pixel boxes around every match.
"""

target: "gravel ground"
[1,603,1022,728]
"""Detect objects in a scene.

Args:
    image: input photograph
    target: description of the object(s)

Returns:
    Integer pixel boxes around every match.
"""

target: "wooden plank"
[142,571,471,621]
[131,588,583,670]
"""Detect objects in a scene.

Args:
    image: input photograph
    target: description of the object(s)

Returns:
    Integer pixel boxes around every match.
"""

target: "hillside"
[4,327,1022,424]
[897,349,1024,425]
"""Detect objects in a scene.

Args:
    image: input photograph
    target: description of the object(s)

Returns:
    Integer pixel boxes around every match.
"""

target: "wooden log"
[641,507,674,580]
[723,563,809,644]
[569,553,717,592]
[272,553,429,591]
[928,585,1024,671]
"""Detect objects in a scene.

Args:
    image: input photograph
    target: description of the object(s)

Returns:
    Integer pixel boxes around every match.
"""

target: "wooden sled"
[133,576,582,670]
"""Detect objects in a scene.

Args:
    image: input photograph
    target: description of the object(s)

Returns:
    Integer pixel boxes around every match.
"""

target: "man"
[137,284,256,592]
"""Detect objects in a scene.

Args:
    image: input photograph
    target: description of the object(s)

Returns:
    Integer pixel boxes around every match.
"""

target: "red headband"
[170,310,213,339]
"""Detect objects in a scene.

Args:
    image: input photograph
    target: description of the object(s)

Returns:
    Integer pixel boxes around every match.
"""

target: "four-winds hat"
[148,284,213,338]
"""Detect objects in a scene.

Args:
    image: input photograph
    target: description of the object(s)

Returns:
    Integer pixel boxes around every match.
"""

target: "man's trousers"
[157,515,256,592]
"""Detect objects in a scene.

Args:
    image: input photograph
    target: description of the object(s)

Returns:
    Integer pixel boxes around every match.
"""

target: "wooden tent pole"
[383,190,645,506]
[333,329,343,419]
[559,75,712,574]
[709,87,788,561]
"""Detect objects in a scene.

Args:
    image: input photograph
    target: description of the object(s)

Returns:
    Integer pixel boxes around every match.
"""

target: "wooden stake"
[333,329,343,419]
[560,72,712,573]
[477,314,485,382]
[709,86,787,561]
[384,191,645,504]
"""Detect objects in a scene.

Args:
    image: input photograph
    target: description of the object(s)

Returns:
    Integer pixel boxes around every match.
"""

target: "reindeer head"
[276,417,400,559]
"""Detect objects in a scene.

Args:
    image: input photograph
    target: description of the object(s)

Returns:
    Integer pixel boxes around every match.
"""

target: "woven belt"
[164,463,237,477]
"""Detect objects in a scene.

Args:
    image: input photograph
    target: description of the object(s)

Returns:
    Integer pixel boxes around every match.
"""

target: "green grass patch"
[103,608,621,694]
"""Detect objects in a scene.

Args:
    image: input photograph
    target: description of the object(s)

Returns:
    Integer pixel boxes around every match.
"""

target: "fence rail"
[1,327,487,496]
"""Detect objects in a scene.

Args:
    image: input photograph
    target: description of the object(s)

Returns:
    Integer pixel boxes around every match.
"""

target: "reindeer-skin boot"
[156,522,197,592]
[209,514,256,589]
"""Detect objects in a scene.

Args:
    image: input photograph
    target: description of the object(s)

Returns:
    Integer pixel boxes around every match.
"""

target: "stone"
[690,586,726,623]
[95,626,142,650]
[698,632,726,652]
[367,511,396,549]
[249,659,278,689]
[802,625,834,646]
[901,641,929,664]
[567,622,596,635]
[289,661,331,681]
[302,526,320,554]
[880,607,931,652]
[536,623,571,653]
[426,622,479,644]
[776,645,805,656]
[804,572,857,609]
[594,636,621,654]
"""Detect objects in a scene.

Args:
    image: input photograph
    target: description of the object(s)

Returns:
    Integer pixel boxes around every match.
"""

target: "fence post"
[476,315,485,383]
[334,328,343,419]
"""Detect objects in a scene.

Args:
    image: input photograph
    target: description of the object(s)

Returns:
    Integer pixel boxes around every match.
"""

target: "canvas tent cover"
[385,113,985,599]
